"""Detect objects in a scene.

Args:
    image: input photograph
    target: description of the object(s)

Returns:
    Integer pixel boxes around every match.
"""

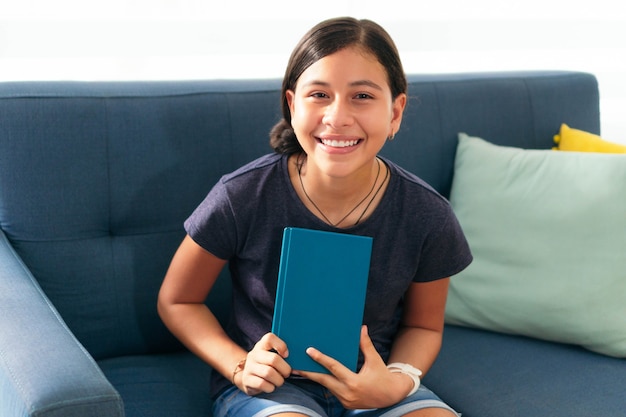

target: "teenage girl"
[158,16,472,417]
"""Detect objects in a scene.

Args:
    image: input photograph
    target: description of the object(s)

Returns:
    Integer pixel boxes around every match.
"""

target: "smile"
[320,138,361,148]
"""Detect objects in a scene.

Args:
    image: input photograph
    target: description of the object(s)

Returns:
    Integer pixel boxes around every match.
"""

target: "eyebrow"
[301,79,384,91]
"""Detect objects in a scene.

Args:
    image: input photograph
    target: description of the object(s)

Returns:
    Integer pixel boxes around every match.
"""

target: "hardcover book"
[272,227,373,373]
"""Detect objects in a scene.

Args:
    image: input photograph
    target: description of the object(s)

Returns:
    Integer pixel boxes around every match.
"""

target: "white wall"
[1,0,624,143]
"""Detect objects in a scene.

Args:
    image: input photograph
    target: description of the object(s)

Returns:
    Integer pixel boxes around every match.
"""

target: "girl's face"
[286,46,406,180]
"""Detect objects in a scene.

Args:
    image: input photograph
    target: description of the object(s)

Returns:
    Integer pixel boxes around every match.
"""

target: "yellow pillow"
[554,123,626,153]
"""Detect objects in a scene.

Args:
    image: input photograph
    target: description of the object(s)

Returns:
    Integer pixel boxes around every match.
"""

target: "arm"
[388,278,449,374]
[0,230,123,417]
[298,278,450,409]
[157,235,290,395]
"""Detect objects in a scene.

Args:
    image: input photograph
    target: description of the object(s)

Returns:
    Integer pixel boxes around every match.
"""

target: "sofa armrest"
[0,230,124,417]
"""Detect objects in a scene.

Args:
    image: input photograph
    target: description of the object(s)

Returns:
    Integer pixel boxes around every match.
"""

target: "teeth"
[321,139,359,148]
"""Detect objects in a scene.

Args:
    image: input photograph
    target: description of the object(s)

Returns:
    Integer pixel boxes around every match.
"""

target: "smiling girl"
[158,17,472,417]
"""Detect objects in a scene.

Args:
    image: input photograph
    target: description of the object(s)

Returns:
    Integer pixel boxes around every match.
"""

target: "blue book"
[272,227,373,373]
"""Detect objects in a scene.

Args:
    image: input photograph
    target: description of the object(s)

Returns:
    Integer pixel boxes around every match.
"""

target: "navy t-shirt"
[184,153,472,397]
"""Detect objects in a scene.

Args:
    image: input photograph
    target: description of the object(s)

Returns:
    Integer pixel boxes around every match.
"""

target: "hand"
[295,326,414,409]
[234,333,292,396]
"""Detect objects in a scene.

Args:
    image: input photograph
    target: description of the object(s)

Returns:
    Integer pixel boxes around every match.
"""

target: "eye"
[310,92,329,99]
[354,92,374,100]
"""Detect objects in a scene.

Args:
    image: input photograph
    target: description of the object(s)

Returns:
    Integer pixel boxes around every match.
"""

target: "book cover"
[272,227,373,373]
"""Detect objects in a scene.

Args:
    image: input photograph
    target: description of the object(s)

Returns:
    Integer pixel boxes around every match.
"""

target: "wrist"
[387,362,422,397]
[231,357,247,387]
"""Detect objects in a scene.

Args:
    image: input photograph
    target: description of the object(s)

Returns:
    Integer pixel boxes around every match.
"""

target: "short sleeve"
[184,178,238,260]
[414,204,473,282]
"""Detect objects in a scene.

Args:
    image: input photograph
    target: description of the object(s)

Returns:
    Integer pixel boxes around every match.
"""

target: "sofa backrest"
[0,72,599,360]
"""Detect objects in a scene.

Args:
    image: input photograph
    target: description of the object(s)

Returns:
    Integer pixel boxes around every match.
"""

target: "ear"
[286,90,296,119]
[390,93,407,135]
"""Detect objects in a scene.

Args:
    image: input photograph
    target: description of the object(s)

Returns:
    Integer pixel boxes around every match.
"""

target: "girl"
[158,17,472,417]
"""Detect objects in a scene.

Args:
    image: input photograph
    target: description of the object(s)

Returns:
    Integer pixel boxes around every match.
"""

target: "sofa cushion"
[424,325,626,417]
[0,89,266,360]
[553,123,626,152]
[445,133,626,357]
[99,352,213,417]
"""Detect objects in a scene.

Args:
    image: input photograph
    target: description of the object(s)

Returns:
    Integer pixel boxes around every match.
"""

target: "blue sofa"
[1,71,624,417]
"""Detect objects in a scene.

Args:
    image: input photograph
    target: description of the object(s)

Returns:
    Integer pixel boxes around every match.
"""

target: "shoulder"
[221,153,284,184]
[383,157,450,207]
[216,153,291,207]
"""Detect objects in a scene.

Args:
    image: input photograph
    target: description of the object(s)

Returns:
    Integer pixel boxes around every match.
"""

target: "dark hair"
[269,17,408,154]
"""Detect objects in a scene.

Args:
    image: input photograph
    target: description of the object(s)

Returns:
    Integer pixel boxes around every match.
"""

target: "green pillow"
[445,133,626,357]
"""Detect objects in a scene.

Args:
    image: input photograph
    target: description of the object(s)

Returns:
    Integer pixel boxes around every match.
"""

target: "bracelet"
[231,358,247,385]
[387,362,422,397]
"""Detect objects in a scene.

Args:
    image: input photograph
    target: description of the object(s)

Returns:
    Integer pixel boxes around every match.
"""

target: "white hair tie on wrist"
[387,362,423,397]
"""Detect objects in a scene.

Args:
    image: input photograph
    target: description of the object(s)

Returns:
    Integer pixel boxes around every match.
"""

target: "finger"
[294,359,341,391]
[265,349,292,379]
[247,347,292,381]
[358,325,379,361]
[256,333,290,358]
[304,346,351,379]
[246,358,288,389]
[242,372,278,395]
[295,367,336,388]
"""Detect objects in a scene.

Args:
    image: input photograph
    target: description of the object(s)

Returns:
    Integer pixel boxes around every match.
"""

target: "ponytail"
[269,119,303,155]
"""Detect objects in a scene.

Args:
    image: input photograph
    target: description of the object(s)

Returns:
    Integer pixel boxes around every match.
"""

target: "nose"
[322,98,353,128]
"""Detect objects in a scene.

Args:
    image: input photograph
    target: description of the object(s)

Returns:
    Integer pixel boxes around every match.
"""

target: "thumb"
[359,325,379,360]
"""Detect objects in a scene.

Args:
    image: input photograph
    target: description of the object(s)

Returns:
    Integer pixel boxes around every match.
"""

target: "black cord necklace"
[297,155,388,227]
[355,161,389,225]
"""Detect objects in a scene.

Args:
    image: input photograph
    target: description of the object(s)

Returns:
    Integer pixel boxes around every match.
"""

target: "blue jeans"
[213,379,460,417]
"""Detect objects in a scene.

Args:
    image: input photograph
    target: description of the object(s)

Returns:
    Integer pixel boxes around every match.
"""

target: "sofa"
[1,71,624,417]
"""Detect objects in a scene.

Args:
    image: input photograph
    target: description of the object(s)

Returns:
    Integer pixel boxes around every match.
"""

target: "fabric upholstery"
[424,325,626,417]
[99,353,213,417]
[0,230,124,417]
[1,72,615,417]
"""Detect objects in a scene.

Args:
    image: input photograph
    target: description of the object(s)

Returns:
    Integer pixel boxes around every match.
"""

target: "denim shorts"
[212,379,460,417]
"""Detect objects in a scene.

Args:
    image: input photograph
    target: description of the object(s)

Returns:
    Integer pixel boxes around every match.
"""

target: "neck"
[292,154,387,227]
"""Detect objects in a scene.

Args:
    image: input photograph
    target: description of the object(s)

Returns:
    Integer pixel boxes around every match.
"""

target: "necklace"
[297,155,388,227]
